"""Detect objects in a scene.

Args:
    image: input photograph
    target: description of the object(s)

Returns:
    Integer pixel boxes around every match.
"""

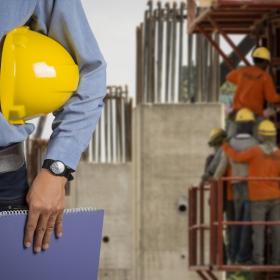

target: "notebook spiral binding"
[0,208,97,217]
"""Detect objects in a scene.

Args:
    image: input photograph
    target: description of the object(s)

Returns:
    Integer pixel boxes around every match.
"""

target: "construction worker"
[202,128,227,182]
[226,47,280,139]
[215,108,258,265]
[227,47,280,117]
[223,120,280,265]
[0,0,106,254]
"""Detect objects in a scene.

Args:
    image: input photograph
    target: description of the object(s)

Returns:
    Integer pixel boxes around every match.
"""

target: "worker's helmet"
[0,27,79,124]
[252,47,271,62]
[208,128,227,147]
[258,120,277,137]
[235,108,255,123]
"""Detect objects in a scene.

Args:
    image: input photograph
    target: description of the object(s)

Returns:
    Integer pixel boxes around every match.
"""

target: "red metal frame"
[187,0,280,34]
[189,177,280,279]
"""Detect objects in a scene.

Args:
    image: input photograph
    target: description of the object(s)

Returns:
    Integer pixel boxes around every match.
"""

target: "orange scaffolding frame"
[189,177,280,280]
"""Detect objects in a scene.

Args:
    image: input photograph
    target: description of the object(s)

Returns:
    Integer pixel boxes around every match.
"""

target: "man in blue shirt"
[0,0,106,253]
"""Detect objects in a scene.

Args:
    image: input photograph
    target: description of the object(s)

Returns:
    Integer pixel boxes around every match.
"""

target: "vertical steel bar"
[88,139,93,162]
[94,122,99,162]
[217,179,224,267]
[110,90,115,163]
[106,95,111,162]
[136,25,144,105]
[157,2,164,103]
[150,4,156,103]
[104,96,108,162]
[116,88,122,162]
[188,33,193,102]
[193,189,198,266]
[125,94,132,162]
[213,33,220,102]
[196,34,202,102]
[121,88,126,163]
[92,122,96,162]
[170,2,177,103]
[144,10,149,104]
[165,3,171,103]
[199,183,205,265]
[178,2,185,102]
[98,104,103,162]
[188,188,193,267]
[146,1,153,103]
[202,36,207,102]
[210,180,218,266]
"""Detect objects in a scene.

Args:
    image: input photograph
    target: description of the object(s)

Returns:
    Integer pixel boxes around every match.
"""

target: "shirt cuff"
[44,136,83,171]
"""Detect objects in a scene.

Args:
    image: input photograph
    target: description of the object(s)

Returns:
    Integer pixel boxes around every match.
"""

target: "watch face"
[50,161,65,175]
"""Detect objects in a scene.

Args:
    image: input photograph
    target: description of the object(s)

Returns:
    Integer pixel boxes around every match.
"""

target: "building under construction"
[27,1,280,280]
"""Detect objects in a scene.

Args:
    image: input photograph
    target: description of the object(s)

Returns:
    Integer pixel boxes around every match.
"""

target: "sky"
[81,0,147,97]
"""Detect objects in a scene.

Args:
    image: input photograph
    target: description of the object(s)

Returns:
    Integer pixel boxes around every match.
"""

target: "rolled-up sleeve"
[44,0,106,170]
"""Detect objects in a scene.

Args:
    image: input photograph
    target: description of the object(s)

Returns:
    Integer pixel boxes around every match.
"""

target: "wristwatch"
[42,160,74,181]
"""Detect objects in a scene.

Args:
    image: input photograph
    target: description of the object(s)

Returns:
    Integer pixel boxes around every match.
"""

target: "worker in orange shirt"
[227,47,280,117]
[226,47,280,138]
[223,120,280,265]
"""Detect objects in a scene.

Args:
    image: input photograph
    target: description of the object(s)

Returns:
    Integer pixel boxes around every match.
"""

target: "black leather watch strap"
[42,160,74,181]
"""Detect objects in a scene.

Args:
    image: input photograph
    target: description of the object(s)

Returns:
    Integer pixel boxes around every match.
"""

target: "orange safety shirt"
[227,66,280,116]
[223,143,280,201]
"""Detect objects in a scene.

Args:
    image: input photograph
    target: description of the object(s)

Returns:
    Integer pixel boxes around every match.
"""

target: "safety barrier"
[188,177,280,279]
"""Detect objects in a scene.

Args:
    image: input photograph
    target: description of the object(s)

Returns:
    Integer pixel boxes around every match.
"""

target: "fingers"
[42,213,57,251]
[25,210,64,253]
[24,209,40,249]
[33,213,51,253]
[55,211,64,239]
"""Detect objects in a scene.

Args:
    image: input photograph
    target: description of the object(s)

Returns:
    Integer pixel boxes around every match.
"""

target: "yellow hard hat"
[0,27,79,124]
[252,47,271,62]
[258,120,277,136]
[208,128,226,145]
[235,108,255,122]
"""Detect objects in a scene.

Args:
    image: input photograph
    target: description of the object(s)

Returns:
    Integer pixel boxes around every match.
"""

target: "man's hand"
[25,169,66,253]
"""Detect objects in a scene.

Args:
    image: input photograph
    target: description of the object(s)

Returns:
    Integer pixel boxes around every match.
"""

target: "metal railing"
[188,177,280,280]
[136,1,220,104]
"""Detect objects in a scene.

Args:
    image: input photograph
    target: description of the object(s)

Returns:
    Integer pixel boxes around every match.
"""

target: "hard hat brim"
[0,29,23,124]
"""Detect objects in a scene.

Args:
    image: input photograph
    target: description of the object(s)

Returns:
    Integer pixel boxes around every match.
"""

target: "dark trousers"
[251,200,280,265]
[232,182,252,264]
[0,164,28,211]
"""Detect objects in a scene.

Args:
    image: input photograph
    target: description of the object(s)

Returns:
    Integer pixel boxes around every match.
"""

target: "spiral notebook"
[0,208,104,280]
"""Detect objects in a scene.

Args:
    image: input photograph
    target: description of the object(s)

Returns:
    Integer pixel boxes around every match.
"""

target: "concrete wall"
[68,103,225,280]
[67,163,133,280]
[133,104,224,280]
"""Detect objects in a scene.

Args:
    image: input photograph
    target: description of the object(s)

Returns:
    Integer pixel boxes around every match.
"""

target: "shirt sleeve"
[223,143,258,163]
[206,148,222,176]
[43,0,107,170]
[226,69,239,84]
[213,151,228,179]
[263,74,280,104]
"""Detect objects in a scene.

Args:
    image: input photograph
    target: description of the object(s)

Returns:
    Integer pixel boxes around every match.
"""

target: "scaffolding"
[189,178,280,280]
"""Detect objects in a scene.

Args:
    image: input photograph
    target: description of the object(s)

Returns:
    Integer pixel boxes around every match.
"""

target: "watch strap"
[42,160,74,181]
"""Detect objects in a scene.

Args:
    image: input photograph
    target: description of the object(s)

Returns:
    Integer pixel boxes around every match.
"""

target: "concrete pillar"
[133,104,224,280]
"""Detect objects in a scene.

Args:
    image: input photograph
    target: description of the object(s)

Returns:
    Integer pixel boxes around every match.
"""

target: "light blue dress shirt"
[0,0,106,170]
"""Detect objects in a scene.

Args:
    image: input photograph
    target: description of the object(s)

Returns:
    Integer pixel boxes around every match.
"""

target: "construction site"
[19,0,280,280]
